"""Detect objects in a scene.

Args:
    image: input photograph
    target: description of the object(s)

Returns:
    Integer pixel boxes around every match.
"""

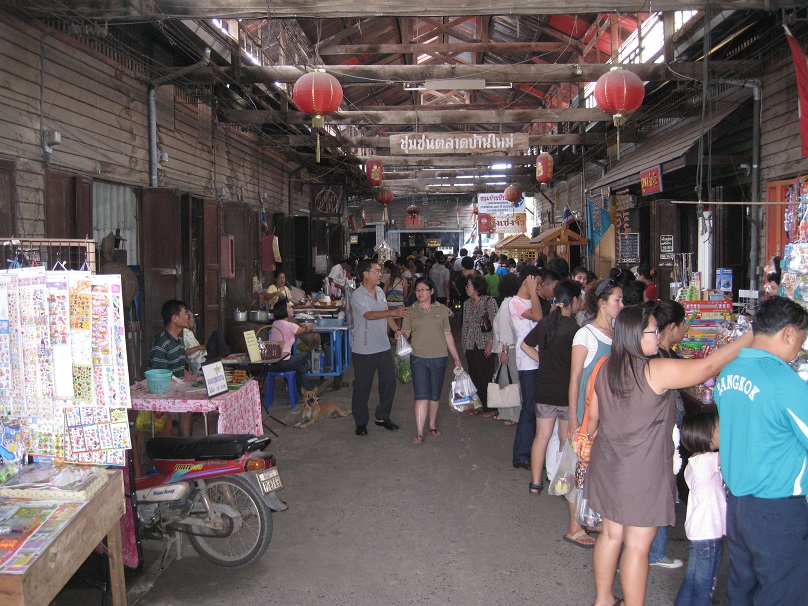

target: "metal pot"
[233,311,248,322]
[249,310,269,322]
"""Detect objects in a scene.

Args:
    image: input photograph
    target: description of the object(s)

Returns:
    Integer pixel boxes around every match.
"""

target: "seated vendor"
[264,271,292,308]
[148,299,193,437]
[182,309,207,374]
[267,299,314,394]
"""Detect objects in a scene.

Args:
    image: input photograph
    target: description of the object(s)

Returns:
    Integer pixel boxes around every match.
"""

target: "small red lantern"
[292,71,343,163]
[406,204,421,215]
[504,184,522,205]
[366,159,383,187]
[535,151,554,184]
[375,187,393,222]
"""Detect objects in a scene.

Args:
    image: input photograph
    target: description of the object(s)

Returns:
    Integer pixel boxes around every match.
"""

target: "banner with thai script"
[485,213,526,234]
[477,192,524,216]
[390,132,529,155]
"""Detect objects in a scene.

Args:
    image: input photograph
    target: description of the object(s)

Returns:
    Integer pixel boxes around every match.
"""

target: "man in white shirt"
[453,248,468,272]
[429,253,451,305]
[328,257,355,296]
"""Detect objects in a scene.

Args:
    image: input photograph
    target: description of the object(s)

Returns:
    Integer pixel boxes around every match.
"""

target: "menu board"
[619,232,640,265]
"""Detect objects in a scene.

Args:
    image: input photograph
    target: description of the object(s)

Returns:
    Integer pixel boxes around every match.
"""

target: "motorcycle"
[135,433,286,569]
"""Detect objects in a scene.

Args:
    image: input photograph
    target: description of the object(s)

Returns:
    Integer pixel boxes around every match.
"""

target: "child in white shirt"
[674,412,725,606]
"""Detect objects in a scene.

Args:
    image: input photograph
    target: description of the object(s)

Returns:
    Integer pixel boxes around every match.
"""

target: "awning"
[588,102,741,192]
[529,225,588,247]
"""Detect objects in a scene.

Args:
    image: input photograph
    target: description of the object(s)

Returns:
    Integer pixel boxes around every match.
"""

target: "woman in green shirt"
[484,263,501,302]
[401,276,463,444]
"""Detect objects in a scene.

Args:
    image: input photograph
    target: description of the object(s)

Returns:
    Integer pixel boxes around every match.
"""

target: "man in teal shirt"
[148,299,191,435]
[714,296,808,606]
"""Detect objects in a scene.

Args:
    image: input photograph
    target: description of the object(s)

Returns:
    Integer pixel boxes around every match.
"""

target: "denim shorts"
[410,355,448,401]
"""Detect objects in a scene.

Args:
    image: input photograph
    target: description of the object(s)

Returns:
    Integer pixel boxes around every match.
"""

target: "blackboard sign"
[619,233,640,265]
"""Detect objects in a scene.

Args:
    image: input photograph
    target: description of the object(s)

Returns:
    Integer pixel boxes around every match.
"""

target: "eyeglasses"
[643,327,659,335]
[595,278,615,298]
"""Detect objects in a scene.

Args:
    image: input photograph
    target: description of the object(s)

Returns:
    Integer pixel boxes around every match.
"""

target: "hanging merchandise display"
[780,177,808,306]
[374,238,397,267]
[292,71,343,163]
[535,151,554,184]
[0,268,132,467]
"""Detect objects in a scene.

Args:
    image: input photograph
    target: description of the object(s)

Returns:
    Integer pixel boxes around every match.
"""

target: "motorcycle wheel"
[187,475,273,568]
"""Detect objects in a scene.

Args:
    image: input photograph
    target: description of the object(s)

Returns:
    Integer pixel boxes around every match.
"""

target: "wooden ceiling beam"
[321,42,577,55]
[194,61,759,85]
[221,107,612,125]
[21,1,792,20]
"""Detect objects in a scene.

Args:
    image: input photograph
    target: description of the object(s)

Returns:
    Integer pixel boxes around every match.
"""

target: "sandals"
[465,409,484,416]
[429,428,442,437]
[529,482,544,495]
[412,436,424,444]
[503,420,517,426]
[482,411,497,418]
[563,529,596,549]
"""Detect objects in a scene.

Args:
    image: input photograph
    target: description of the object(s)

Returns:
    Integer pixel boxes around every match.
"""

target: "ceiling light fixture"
[404,79,512,91]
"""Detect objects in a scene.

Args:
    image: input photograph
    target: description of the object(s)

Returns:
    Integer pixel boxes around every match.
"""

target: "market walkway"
[55,358,709,606]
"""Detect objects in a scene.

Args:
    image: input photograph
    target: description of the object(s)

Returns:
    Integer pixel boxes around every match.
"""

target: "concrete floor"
[53,360,724,606]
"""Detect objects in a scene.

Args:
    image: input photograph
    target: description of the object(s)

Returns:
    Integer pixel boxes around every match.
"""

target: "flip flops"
[563,529,596,549]
[429,428,442,437]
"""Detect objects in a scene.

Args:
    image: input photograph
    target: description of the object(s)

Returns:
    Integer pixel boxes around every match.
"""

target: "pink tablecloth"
[130,379,263,436]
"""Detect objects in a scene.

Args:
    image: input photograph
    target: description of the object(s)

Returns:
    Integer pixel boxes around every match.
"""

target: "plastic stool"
[264,371,298,411]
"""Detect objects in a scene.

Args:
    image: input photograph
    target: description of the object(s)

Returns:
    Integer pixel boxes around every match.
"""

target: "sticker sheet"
[0,269,133,466]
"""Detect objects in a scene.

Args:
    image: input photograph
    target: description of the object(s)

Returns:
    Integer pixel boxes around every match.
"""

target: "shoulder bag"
[572,355,608,464]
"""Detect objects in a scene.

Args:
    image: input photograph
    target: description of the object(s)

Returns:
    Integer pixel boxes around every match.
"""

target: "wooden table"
[0,469,126,605]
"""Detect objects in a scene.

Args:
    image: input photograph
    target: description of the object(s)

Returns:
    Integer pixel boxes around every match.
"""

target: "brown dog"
[294,386,351,428]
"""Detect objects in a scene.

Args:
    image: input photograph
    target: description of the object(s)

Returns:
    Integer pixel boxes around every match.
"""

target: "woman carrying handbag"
[461,274,499,415]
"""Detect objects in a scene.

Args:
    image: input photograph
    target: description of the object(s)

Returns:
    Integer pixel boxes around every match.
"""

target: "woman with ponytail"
[520,279,583,494]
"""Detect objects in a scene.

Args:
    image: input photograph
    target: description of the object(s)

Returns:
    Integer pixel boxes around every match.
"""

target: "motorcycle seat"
[146,434,271,460]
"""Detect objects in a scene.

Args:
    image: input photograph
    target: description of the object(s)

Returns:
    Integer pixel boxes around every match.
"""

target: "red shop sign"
[640,166,663,196]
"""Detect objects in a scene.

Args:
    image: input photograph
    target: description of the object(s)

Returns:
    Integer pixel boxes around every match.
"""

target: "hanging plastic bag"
[395,354,412,384]
[548,440,577,496]
[450,367,479,412]
[396,334,413,357]
[574,486,602,528]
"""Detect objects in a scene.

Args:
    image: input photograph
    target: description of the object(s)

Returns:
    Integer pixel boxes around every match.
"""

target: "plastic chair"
[264,371,298,411]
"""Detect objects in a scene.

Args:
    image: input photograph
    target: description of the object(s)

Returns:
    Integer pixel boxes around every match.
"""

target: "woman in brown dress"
[585,305,752,606]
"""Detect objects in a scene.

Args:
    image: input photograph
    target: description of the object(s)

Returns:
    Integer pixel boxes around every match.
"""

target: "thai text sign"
[390,132,529,155]
[478,192,523,216]
[640,166,663,196]
[490,213,527,234]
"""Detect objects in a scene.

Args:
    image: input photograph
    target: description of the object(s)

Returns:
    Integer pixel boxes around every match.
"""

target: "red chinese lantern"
[292,71,343,163]
[594,67,645,160]
[406,204,421,215]
[375,187,393,222]
[535,151,554,184]
[504,184,522,205]
[366,159,383,186]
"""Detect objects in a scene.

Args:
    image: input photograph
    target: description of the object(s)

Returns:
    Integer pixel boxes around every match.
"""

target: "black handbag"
[480,311,493,333]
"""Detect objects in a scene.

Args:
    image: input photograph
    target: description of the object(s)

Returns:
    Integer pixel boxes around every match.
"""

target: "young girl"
[674,412,725,606]
[521,279,582,494]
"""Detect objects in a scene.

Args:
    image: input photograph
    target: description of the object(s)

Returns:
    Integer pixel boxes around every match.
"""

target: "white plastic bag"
[450,367,479,412]
[396,334,413,357]
[574,486,602,528]
[548,440,577,496]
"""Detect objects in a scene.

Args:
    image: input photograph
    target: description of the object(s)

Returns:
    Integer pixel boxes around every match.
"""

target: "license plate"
[257,467,283,494]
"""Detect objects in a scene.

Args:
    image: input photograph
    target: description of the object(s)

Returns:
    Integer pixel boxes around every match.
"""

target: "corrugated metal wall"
[92,181,139,264]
